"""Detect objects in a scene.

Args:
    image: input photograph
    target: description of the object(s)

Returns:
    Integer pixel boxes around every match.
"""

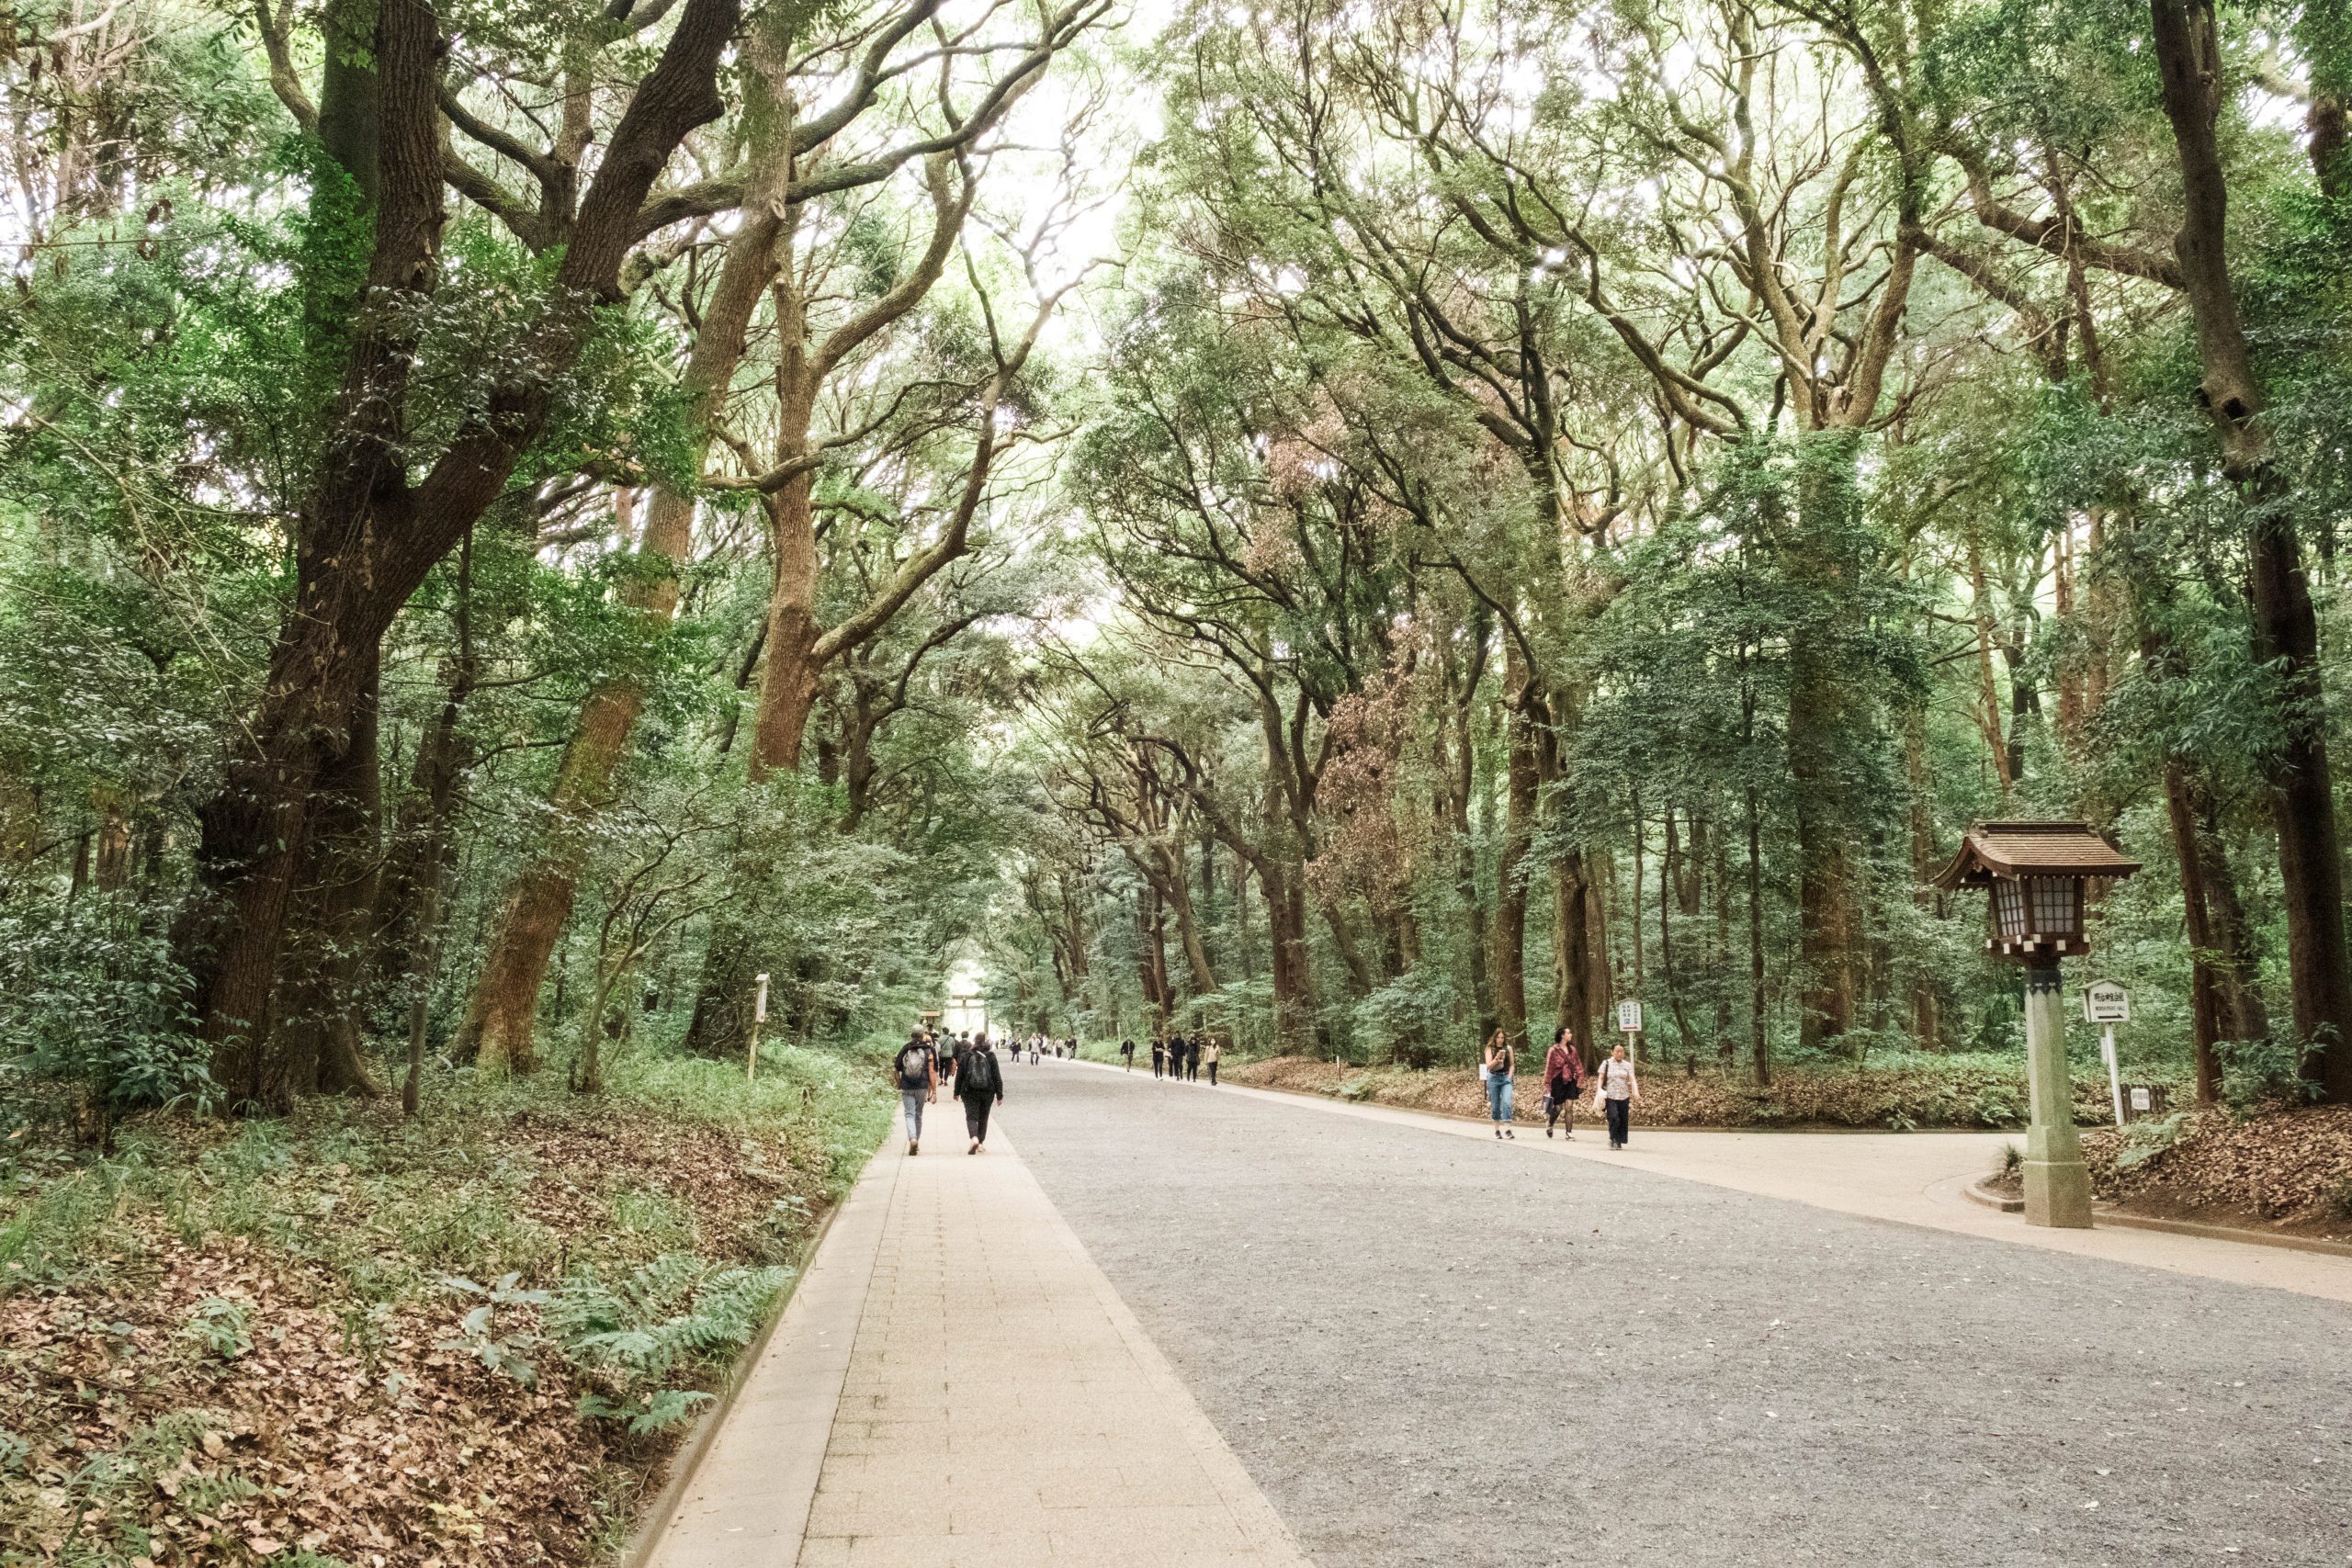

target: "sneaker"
[1545,1127,1555,1139]
[968,1139,979,1155]
[909,1140,919,1156]
[1505,1128,1515,1139]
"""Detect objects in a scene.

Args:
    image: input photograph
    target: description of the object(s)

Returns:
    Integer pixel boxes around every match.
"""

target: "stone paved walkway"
[647,1099,1311,1568]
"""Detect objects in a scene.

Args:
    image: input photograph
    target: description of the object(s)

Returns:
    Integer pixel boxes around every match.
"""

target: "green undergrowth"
[0,1045,890,1568]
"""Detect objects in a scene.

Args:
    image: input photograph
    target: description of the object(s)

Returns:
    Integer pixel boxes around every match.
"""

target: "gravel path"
[1005,1064,2349,1567]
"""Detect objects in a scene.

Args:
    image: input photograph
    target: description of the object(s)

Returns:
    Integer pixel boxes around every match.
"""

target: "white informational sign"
[1616,1000,1643,1033]
[753,972,771,1023]
[2130,1086,2152,1112]
[2083,980,2130,1024]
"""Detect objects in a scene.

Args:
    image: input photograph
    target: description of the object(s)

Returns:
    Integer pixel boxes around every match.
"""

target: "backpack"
[897,1045,930,1089]
[962,1049,999,1098]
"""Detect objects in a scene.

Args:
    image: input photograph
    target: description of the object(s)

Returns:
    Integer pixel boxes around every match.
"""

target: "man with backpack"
[894,1031,936,1155]
[956,1033,1005,1154]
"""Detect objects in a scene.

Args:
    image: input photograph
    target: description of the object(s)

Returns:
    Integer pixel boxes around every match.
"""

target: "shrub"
[0,894,214,1136]
[550,1252,786,1433]
[2112,1111,2188,1172]
[2212,1036,2315,1116]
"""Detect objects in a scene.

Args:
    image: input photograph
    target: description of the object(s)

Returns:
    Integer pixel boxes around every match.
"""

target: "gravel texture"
[1007,1065,2350,1567]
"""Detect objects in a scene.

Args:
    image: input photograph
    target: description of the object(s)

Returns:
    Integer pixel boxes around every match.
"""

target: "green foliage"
[2113,1111,2188,1172]
[551,1253,787,1432]
[0,895,214,1122]
[436,1273,554,1388]
[179,1296,254,1361]
[2213,1036,2317,1116]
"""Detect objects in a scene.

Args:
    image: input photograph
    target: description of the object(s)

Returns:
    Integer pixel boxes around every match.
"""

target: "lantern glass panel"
[1993,880,2028,938]
[2029,875,2081,937]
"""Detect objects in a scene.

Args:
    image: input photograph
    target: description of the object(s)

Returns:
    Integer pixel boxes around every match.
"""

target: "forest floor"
[0,1048,890,1568]
[1220,1052,2132,1131]
[2078,1102,2352,1242]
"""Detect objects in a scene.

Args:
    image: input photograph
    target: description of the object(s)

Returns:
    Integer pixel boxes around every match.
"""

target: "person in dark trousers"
[1184,1036,1201,1081]
[1151,1038,1166,1078]
[956,1034,1004,1154]
[1121,1039,1136,1071]
[1204,1037,1220,1086]
[894,1031,935,1155]
[1169,1033,1188,1081]
[1594,1043,1641,1149]
[1483,1029,1516,1139]
[1543,1025,1583,1139]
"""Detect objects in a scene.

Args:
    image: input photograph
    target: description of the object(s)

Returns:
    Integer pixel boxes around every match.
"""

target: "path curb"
[1965,1178,2024,1213]
[1957,1176,2352,1257]
[2087,1205,2352,1258]
[616,1126,888,1568]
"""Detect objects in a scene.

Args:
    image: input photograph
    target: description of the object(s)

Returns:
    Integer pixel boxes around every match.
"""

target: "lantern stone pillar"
[1933,822,2140,1233]
[2018,960,2091,1227]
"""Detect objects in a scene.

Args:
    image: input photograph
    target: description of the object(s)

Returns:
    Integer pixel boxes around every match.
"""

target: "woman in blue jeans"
[1482,1029,1516,1139]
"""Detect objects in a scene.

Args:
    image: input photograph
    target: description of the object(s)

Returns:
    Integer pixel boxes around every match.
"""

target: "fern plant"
[549,1253,788,1433]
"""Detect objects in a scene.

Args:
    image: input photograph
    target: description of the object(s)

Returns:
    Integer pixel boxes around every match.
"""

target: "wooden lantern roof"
[1932,821,2142,890]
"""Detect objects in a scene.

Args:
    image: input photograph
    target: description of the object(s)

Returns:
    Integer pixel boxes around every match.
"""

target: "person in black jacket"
[957,1035,1005,1154]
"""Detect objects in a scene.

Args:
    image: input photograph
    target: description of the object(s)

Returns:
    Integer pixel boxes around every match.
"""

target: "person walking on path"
[1593,1043,1641,1149]
[894,1032,936,1156]
[1483,1030,1516,1139]
[1183,1035,1201,1082]
[956,1033,1004,1154]
[1543,1026,1584,1139]
[1151,1037,1166,1077]
[1204,1037,1220,1086]
[1121,1038,1136,1071]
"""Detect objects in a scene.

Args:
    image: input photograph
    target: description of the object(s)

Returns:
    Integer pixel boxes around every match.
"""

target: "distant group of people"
[893,1028,1005,1156]
[1118,1033,1219,1085]
[1006,1032,1078,1066]
[1480,1025,1642,1148]
[892,1028,1106,1155]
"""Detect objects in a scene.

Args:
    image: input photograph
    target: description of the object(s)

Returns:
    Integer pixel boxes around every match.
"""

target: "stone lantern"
[1933,821,2142,1227]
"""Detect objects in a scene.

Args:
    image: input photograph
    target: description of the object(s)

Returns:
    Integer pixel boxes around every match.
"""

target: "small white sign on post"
[2085,980,2128,1126]
[2083,980,2130,1023]
[2129,1086,2152,1112]
[1616,1000,1643,1034]
[748,973,772,1084]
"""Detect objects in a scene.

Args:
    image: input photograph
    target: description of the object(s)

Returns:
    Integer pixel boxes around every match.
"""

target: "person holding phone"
[1593,1043,1641,1149]
[1482,1029,1516,1139]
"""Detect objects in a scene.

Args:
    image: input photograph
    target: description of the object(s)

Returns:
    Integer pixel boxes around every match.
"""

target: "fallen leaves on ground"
[2083,1103,2352,1240]
[0,1066,875,1568]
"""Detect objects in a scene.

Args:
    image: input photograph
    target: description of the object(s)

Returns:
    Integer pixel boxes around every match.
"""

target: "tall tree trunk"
[1904,704,1943,1050]
[1440,649,1493,1036]
[1490,643,1536,1052]
[1139,883,1172,1032]
[2163,761,2266,1105]
[258,649,385,1104]
[2152,0,2352,1098]
[178,0,741,1103]
[1786,432,1868,1049]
